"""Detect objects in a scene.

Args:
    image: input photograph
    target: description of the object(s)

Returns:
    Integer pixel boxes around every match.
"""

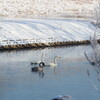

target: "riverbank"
[0,18,100,50]
[1,39,100,51]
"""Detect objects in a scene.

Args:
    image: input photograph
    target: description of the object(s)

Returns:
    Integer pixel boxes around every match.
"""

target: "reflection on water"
[0,45,100,100]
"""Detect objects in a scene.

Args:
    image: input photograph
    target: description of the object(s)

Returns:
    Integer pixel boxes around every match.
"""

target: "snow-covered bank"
[0,18,100,47]
[0,0,94,18]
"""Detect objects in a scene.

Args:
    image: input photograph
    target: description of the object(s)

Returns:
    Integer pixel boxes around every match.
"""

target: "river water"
[0,45,100,100]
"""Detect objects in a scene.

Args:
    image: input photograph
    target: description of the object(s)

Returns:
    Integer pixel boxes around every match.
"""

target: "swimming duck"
[31,62,44,72]
[52,95,72,100]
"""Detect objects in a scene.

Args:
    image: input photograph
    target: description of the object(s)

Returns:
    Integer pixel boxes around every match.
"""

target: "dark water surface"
[0,45,100,100]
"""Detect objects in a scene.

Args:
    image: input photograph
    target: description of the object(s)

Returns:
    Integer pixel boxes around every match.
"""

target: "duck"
[31,62,44,72]
[31,53,46,65]
[52,95,72,100]
[47,56,61,67]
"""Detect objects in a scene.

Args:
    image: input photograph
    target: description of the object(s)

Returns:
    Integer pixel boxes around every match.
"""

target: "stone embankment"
[0,38,94,50]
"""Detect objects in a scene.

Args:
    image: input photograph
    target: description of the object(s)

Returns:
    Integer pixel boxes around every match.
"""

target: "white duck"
[46,56,61,67]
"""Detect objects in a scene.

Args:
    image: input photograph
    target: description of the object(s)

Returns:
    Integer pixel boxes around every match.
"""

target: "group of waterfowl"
[30,53,73,100]
[30,53,61,72]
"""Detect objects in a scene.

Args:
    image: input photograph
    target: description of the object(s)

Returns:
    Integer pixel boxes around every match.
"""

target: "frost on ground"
[0,0,94,18]
[0,18,100,46]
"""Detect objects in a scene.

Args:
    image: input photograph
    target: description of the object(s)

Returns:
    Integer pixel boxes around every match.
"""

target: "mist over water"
[0,45,100,100]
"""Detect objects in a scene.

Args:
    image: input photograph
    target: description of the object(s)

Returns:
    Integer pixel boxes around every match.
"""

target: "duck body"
[52,98,62,100]
[49,63,57,67]
[52,98,63,100]
[31,62,44,72]
[46,56,61,67]
[31,67,43,72]
[52,95,72,100]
